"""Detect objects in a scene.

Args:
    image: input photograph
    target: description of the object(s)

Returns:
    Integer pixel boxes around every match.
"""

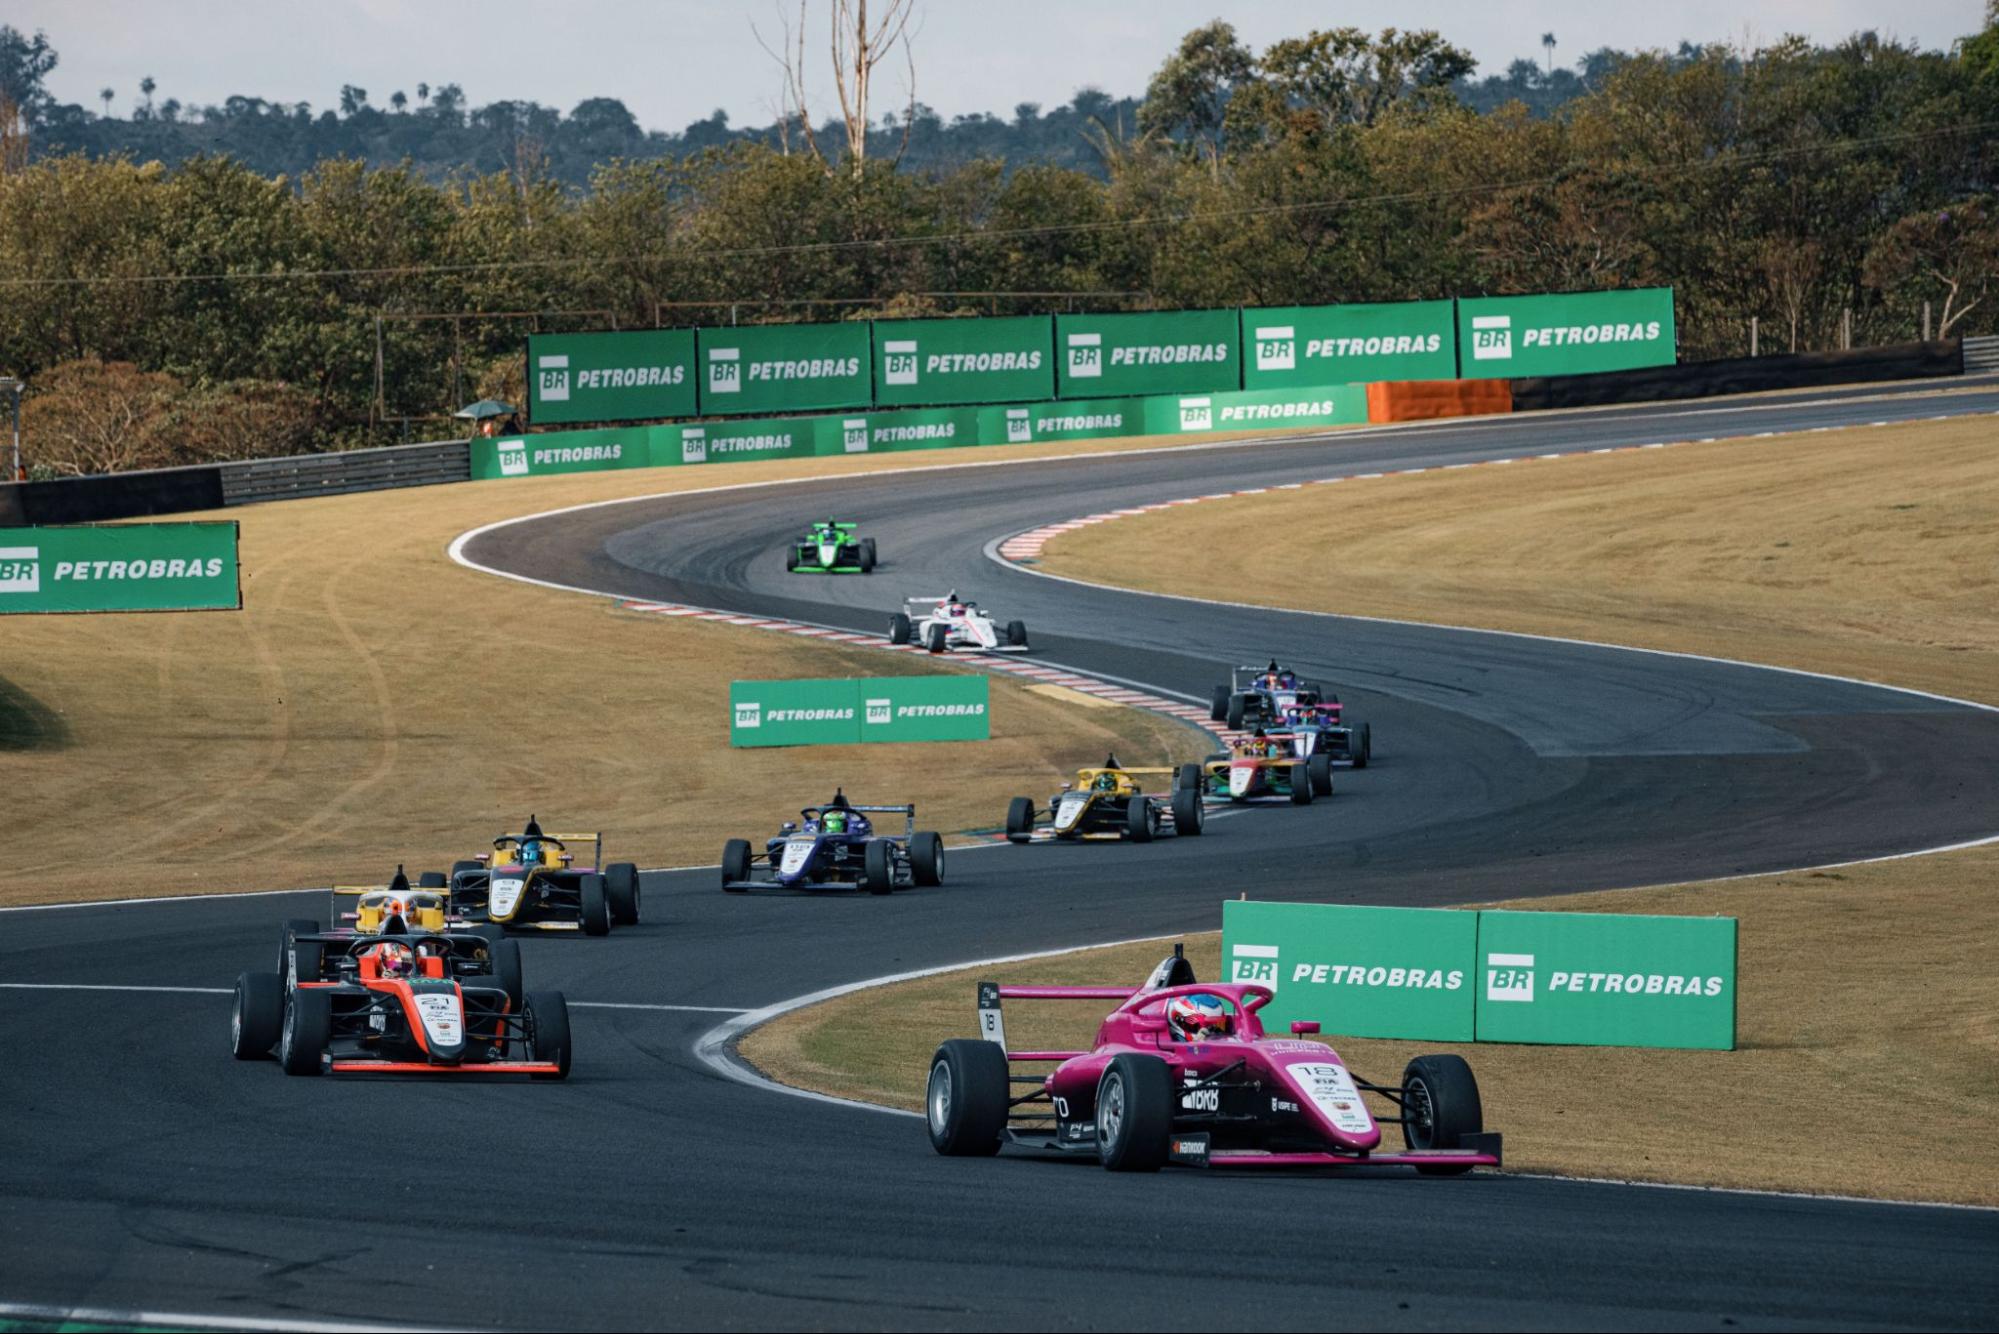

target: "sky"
[13,0,1989,131]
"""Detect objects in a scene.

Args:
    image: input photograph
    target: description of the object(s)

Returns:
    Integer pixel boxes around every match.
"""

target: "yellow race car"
[445,817,641,936]
[1005,755,1206,844]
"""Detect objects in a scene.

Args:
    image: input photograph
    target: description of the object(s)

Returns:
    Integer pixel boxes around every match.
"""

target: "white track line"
[0,982,231,995]
[0,1301,460,1333]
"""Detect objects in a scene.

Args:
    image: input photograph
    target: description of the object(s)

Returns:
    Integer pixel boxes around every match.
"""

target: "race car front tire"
[232,970,284,1060]
[911,831,945,887]
[1125,799,1155,843]
[925,622,949,654]
[721,839,752,891]
[489,936,524,1012]
[1005,797,1035,844]
[1175,762,1203,792]
[579,873,611,936]
[1354,722,1372,769]
[1006,619,1027,647]
[1171,784,1204,836]
[606,861,641,925]
[927,1039,1008,1156]
[1288,763,1314,804]
[450,859,483,884]
[1402,1054,1484,1170]
[860,538,877,573]
[863,839,895,894]
[1210,686,1229,722]
[888,612,913,645]
[527,991,572,1080]
[416,870,447,888]
[277,918,320,978]
[278,988,330,1076]
[1308,752,1334,796]
[1226,694,1246,730]
[1097,1054,1173,1172]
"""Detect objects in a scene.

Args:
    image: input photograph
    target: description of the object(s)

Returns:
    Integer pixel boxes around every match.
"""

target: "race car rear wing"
[842,803,916,838]
[978,944,1201,1057]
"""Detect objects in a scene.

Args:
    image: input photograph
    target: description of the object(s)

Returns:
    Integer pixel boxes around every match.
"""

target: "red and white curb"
[993,410,1995,562]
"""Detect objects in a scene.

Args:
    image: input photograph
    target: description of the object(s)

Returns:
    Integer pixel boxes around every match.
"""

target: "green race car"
[788,520,877,574]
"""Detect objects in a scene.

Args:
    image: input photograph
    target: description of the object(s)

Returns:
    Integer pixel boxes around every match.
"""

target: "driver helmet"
[1094,771,1119,792]
[519,839,542,868]
[1165,992,1234,1041]
[374,940,416,979]
[1278,671,1297,688]
[823,809,849,834]
[1284,708,1304,726]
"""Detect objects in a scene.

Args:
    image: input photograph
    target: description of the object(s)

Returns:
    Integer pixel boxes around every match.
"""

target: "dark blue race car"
[721,790,945,895]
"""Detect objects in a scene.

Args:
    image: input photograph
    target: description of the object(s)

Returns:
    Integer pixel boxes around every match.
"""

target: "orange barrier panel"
[1366,379,1513,423]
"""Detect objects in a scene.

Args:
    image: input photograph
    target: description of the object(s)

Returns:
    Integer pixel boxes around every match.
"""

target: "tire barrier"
[1365,379,1514,423]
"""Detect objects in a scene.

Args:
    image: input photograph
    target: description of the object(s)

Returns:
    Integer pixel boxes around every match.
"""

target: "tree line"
[0,15,1994,476]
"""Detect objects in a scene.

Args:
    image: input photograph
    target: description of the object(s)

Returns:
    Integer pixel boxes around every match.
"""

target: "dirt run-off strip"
[746,414,1999,1206]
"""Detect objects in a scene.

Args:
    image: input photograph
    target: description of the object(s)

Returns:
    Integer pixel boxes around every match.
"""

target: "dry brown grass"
[744,846,1999,1205]
[744,414,1999,1204]
[1040,415,1999,705]
[0,440,1236,906]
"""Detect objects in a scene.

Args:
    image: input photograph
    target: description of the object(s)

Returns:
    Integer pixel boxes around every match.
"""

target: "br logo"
[1471,315,1513,361]
[1485,952,1535,1002]
[843,419,869,453]
[1254,326,1295,372]
[708,347,742,393]
[680,429,708,464]
[883,340,919,387]
[734,700,761,729]
[1230,943,1279,988]
[536,354,570,402]
[497,443,529,477]
[865,697,892,725]
[1005,409,1032,443]
[1179,397,1212,432]
[0,544,41,594]
[1066,333,1102,379]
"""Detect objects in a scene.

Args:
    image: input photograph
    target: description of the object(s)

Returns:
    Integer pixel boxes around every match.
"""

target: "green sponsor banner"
[813,407,980,456]
[975,396,1139,445]
[732,675,989,747]
[697,322,873,416]
[472,428,652,480]
[1221,901,1477,1041]
[1139,385,1367,435]
[0,522,240,614]
[1473,910,1736,1050]
[1054,309,1240,398]
[1243,301,1456,387]
[873,315,1055,407]
[1457,287,1676,379]
[860,674,990,741]
[655,417,816,466]
[526,329,698,426]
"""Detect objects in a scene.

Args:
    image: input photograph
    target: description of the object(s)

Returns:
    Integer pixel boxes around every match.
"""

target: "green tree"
[1136,20,1257,171]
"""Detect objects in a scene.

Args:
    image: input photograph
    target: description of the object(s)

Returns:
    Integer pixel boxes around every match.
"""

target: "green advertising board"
[1054,309,1240,399]
[526,329,697,426]
[974,396,1139,446]
[1139,385,1367,436]
[696,322,873,417]
[472,427,653,480]
[655,417,816,466]
[1473,910,1736,1050]
[0,522,240,614]
[1242,301,1456,387]
[873,315,1055,408]
[731,675,990,747]
[1457,287,1676,379]
[1221,901,1478,1041]
[812,406,982,456]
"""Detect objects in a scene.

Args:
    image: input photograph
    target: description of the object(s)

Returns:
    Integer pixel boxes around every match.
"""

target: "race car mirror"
[1291,1021,1321,1035]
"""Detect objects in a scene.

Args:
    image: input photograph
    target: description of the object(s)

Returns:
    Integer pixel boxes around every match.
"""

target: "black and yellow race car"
[447,817,642,936]
[1004,756,1205,844]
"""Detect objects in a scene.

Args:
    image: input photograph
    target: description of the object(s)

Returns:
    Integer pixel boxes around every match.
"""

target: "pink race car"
[926,947,1500,1174]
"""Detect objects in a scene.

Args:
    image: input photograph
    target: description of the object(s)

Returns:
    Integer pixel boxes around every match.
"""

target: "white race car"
[888,592,1029,654]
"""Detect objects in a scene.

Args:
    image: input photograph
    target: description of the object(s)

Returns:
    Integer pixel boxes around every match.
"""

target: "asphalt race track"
[6,381,1998,1331]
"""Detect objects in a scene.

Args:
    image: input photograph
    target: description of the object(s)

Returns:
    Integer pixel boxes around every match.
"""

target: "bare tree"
[754,0,919,178]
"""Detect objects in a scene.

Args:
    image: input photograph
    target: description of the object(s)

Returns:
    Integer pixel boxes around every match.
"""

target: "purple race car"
[926,947,1501,1174]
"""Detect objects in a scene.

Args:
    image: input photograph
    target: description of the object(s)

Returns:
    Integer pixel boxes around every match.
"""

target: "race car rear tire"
[1171,784,1204,836]
[527,991,572,1081]
[1125,798,1155,843]
[1226,694,1246,730]
[860,538,877,573]
[721,839,752,891]
[1308,752,1334,796]
[910,831,945,887]
[1175,762,1203,791]
[1097,1054,1173,1172]
[450,859,483,883]
[888,612,913,645]
[927,1039,1008,1156]
[1004,797,1035,844]
[606,862,641,926]
[416,870,447,888]
[278,988,330,1077]
[278,919,320,978]
[1006,619,1028,647]
[1210,685,1229,722]
[231,970,284,1059]
[1354,722,1372,769]
[489,936,524,1012]
[925,622,949,654]
[864,839,895,894]
[579,874,611,936]
[1402,1054,1483,1170]
[1288,763,1314,804]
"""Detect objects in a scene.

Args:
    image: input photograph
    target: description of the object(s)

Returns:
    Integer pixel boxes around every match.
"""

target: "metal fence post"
[1750,316,1758,358]
[1923,301,1932,342]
